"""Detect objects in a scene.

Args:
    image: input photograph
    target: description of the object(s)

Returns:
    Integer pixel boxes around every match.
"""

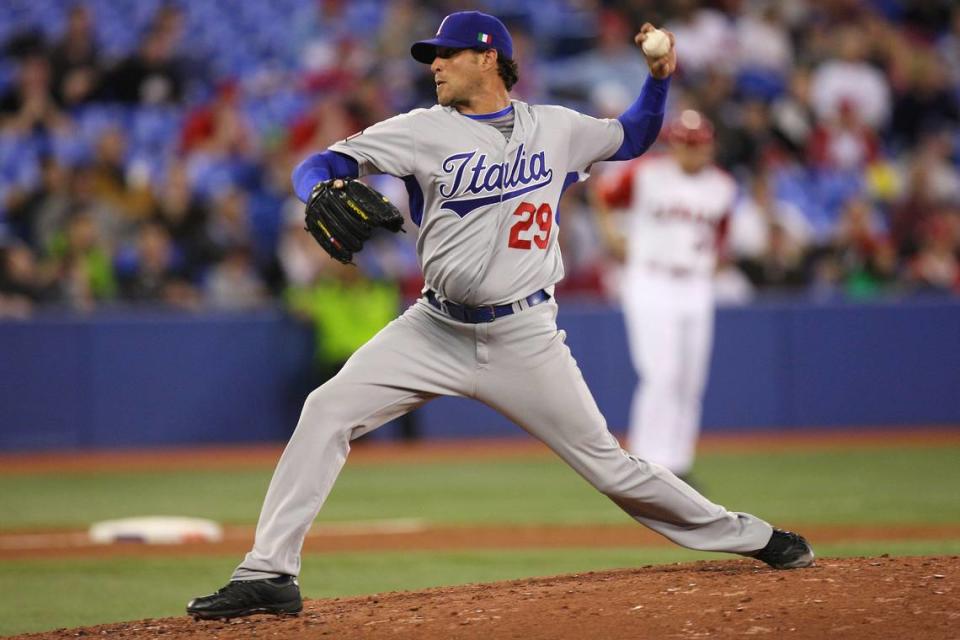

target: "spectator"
[300,30,367,97]
[829,197,898,298]
[206,186,254,260]
[285,259,400,377]
[900,0,955,40]
[890,51,960,151]
[287,97,355,157]
[770,67,816,159]
[904,214,959,294]
[665,0,736,77]
[88,126,154,227]
[734,3,793,79]
[48,3,103,108]
[0,242,57,317]
[807,98,882,172]
[713,254,755,305]
[0,55,69,136]
[374,2,435,110]
[740,220,811,291]
[47,209,116,310]
[376,0,428,62]
[890,131,960,258]
[347,75,399,131]
[245,144,298,293]
[116,220,198,307]
[152,161,217,279]
[937,6,960,89]
[102,26,185,105]
[730,171,813,264]
[205,244,268,311]
[149,2,187,44]
[65,163,129,250]
[2,155,72,251]
[715,98,778,174]
[180,81,255,158]
[810,24,891,131]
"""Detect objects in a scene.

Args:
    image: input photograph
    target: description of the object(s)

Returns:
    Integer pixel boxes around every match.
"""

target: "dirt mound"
[13,556,958,640]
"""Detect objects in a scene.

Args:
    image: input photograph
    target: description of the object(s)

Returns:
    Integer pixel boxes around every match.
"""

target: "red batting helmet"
[666,109,715,145]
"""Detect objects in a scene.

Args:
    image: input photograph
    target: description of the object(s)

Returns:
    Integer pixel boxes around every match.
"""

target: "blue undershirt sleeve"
[291,150,360,203]
[607,75,671,161]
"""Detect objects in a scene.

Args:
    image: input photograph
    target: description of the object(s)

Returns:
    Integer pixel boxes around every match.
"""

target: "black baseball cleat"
[749,528,815,569]
[186,576,303,620]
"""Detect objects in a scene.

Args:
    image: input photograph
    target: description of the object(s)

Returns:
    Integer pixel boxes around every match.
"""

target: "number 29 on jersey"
[508,201,553,250]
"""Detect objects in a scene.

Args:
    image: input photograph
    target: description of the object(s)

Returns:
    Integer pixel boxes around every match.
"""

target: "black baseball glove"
[304,178,405,264]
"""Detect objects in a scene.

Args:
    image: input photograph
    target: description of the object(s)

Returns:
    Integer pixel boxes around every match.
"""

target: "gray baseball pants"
[233,299,772,580]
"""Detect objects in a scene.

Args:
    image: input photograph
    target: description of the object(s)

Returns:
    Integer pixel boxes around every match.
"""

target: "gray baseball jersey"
[329,101,622,305]
[232,100,775,582]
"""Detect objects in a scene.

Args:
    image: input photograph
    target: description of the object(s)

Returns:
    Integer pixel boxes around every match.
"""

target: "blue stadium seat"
[131,106,183,153]
[50,130,92,167]
[735,68,787,102]
[816,170,865,223]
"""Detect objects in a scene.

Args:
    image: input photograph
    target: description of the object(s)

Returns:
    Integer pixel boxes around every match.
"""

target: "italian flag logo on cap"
[477,32,492,44]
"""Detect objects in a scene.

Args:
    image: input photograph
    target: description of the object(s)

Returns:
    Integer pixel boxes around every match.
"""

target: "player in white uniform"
[187,12,813,620]
[596,110,735,480]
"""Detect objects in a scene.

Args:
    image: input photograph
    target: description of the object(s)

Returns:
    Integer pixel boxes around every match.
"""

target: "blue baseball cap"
[411,11,513,64]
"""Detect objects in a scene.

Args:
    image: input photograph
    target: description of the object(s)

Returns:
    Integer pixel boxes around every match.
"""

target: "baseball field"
[1,428,958,639]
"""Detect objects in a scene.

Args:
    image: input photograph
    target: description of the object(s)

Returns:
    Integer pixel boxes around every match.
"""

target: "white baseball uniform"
[233,101,770,581]
[600,154,736,476]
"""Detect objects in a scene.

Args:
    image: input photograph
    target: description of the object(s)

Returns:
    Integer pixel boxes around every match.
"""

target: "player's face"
[672,140,714,173]
[431,47,485,107]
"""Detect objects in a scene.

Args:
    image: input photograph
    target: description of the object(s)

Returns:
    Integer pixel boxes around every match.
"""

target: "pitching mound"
[15,556,959,640]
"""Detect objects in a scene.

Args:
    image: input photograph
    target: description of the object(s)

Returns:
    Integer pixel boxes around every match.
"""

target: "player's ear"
[483,48,498,70]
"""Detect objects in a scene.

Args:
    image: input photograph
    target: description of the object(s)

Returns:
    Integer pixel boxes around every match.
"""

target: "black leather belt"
[425,289,550,324]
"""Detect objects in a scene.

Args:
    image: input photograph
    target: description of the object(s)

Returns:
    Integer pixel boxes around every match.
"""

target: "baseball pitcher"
[187,11,813,620]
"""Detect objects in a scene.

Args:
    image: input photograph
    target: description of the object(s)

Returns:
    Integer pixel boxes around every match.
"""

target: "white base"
[88,516,223,544]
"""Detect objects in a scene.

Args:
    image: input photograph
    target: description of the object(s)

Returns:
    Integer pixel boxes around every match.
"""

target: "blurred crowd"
[0,0,958,318]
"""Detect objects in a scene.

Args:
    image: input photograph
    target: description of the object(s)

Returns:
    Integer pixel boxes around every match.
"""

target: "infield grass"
[1,444,958,530]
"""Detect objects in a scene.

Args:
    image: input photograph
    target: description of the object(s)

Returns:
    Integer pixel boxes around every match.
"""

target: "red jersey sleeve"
[597,159,641,208]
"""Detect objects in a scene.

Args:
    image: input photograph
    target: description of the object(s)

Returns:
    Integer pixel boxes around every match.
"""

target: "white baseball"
[641,29,670,58]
